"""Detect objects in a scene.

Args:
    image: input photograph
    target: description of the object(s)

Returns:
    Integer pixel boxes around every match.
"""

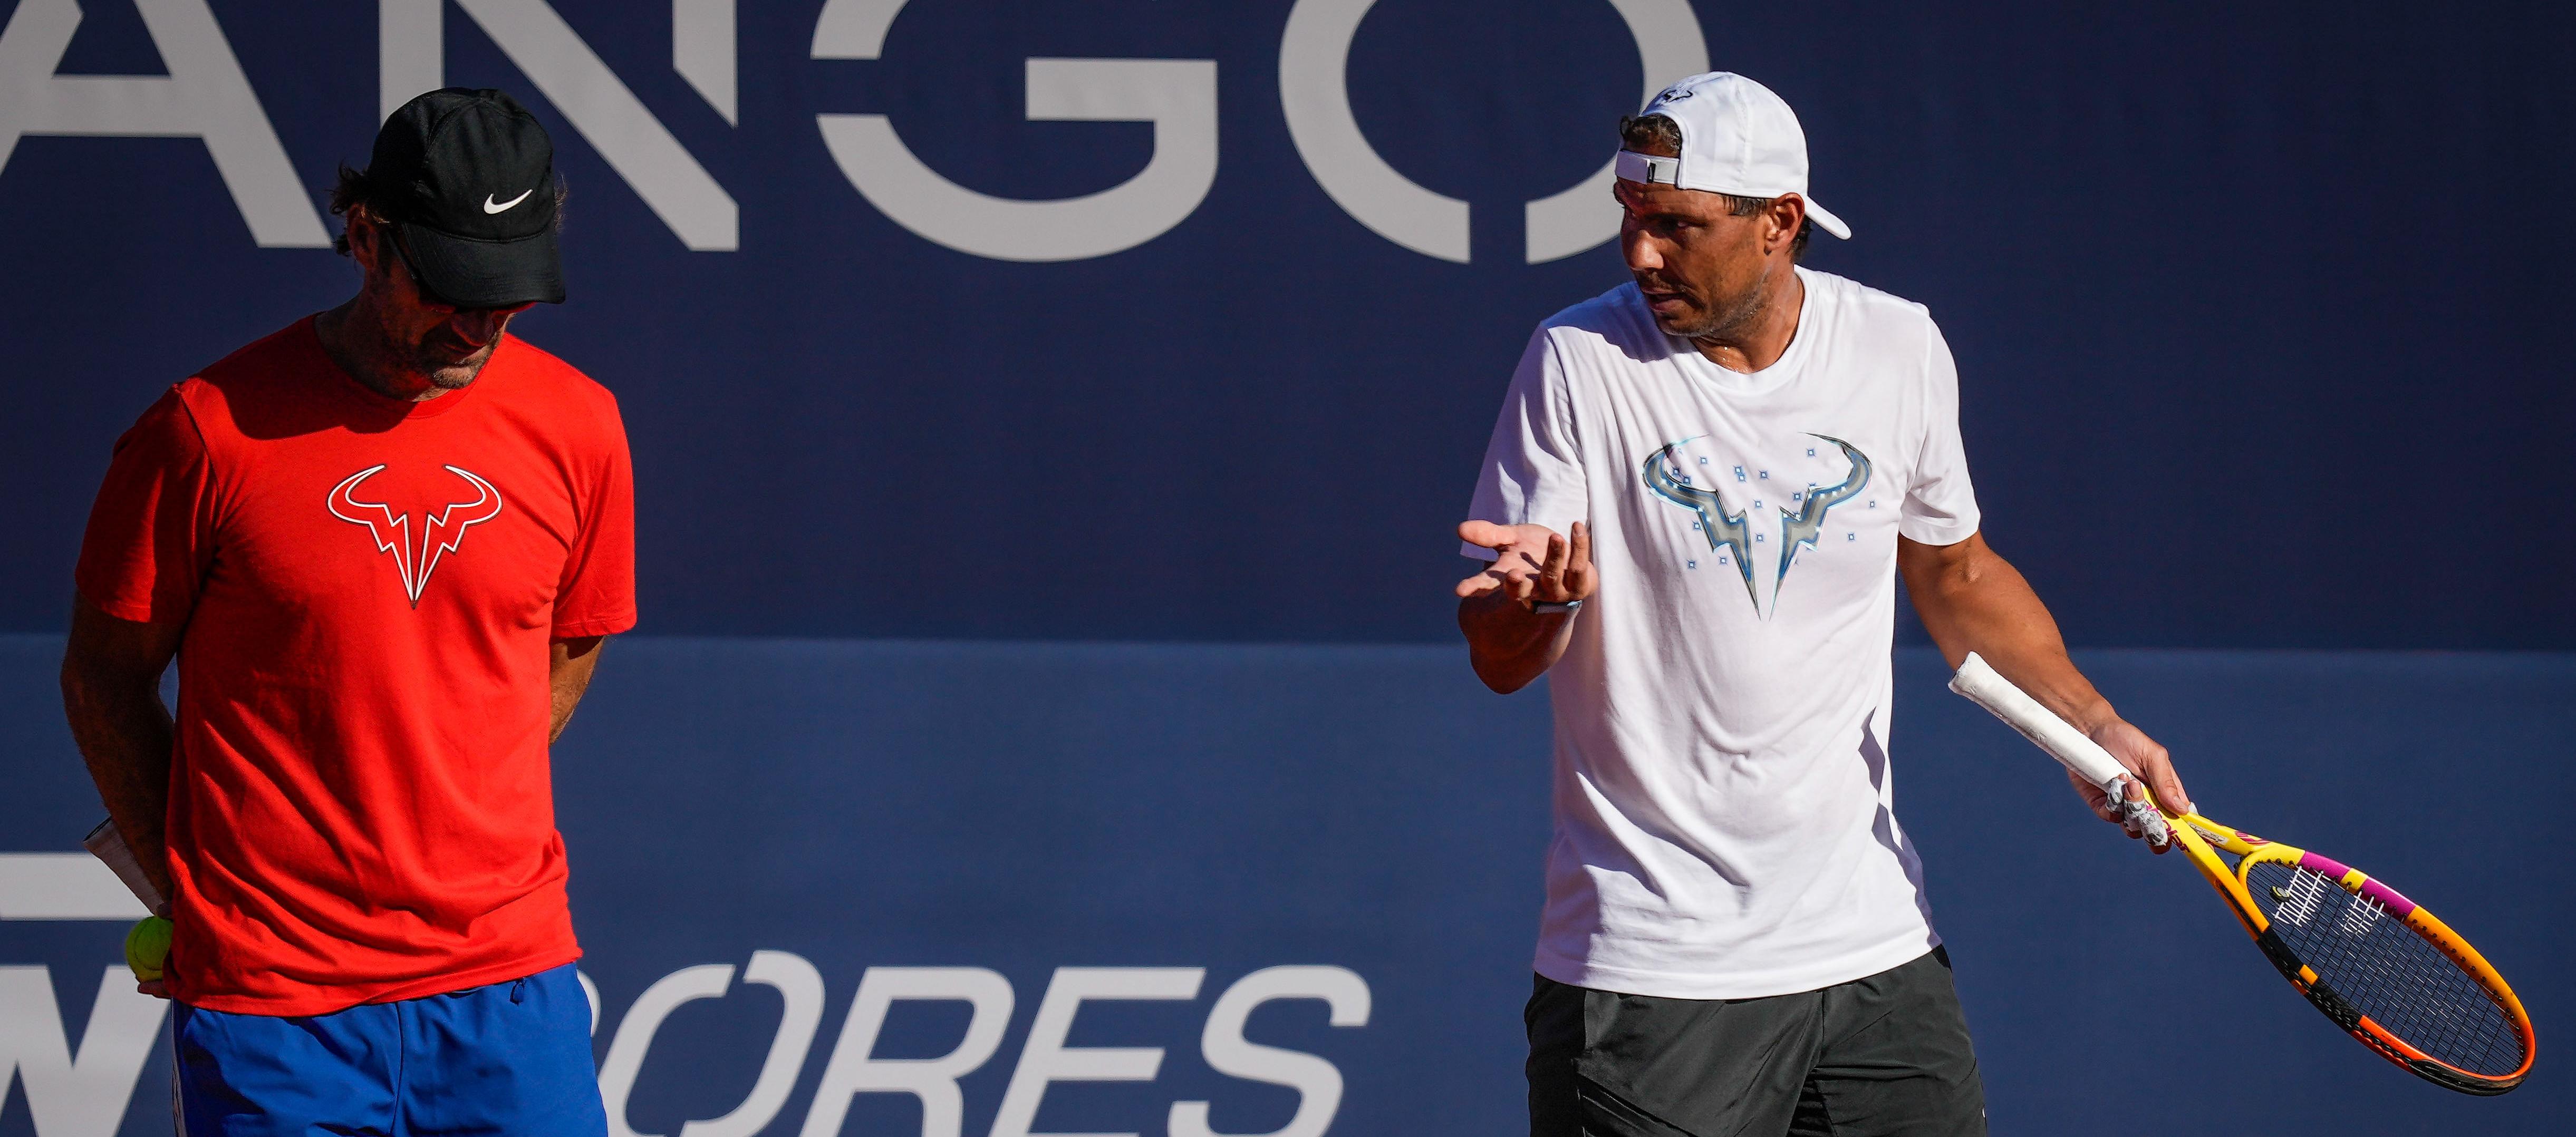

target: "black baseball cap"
[361,88,565,308]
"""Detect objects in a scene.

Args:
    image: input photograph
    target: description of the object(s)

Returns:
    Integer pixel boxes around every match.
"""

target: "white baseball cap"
[1614,72,1851,240]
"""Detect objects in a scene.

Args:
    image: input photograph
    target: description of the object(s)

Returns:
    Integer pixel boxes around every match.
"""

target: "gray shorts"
[1526,946,1986,1137]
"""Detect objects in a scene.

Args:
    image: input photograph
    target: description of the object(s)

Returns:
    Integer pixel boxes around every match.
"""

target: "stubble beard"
[326,277,505,400]
[404,315,504,391]
[417,340,499,391]
[1653,274,1768,346]
[1680,267,1782,349]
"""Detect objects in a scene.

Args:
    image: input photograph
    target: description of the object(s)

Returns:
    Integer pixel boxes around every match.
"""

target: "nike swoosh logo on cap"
[483,188,534,214]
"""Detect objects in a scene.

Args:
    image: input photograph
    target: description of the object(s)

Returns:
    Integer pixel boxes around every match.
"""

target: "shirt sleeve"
[74,387,218,624]
[1899,319,1982,545]
[1461,327,1589,561]
[552,391,638,637]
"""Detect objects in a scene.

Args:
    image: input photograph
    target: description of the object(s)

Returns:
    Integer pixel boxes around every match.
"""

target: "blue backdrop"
[4,638,2570,1134]
[2,0,2573,647]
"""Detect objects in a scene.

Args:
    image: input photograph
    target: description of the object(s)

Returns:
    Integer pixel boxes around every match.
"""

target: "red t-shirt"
[75,317,636,1015]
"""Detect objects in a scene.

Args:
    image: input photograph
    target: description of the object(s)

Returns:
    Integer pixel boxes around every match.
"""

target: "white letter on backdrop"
[379,0,441,123]
[812,0,1219,262]
[1278,0,1710,264]
[672,0,736,125]
[378,0,739,249]
[989,966,1206,1137]
[0,0,327,247]
[1277,0,1467,263]
[599,963,737,1137]
[1522,0,1707,263]
[596,954,825,1137]
[683,951,827,1137]
[1168,967,1371,1137]
[0,966,171,1137]
[800,966,1016,1137]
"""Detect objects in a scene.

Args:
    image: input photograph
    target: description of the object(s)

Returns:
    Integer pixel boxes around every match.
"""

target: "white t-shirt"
[1464,267,1982,1000]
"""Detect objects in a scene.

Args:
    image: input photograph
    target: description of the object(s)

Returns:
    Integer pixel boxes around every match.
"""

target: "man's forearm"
[61,670,177,900]
[1903,532,2194,821]
[1900,535,2114,730]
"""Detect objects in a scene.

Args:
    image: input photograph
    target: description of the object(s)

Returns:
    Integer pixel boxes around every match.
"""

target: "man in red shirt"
[59,88,631,1134]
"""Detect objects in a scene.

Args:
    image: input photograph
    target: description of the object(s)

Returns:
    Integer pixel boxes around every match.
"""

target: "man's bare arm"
[549,635,607,743]
[60,597,184,901]
[1898,532,2192,835]
[1456,521,1596,694]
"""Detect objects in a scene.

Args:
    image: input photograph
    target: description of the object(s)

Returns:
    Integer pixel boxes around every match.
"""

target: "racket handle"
[1948,653,2132,792]
[1950,654,2172,847]
[82,818,171,920]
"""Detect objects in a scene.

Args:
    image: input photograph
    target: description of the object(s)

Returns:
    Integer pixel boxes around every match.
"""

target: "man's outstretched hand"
[1456,521,1597,607]
[1455,521,1597,694]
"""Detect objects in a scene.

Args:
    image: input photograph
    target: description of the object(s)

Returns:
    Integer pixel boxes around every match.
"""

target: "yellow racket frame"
[2163,808,2535,1093]
[1945,652,2534,1093]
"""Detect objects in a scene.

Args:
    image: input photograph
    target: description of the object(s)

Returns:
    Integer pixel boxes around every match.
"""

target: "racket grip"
[82,818,171,920]
[1950,655,2173,847]
[1947,653,2132,791]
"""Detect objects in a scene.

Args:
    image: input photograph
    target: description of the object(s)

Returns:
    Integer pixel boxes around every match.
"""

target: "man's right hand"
[1456,521,1596,694]
[1455,520,1597,607]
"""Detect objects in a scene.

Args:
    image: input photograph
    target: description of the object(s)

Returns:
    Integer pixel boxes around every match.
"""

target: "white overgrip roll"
[1946,653,2131,792]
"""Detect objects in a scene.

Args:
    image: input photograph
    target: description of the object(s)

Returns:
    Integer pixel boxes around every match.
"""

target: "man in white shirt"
[1456,72,2192,1137]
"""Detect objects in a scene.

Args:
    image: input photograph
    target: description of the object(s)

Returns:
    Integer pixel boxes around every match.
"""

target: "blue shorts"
[173,962,607,1136]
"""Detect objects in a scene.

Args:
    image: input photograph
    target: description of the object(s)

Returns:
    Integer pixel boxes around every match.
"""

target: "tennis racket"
[1947,653,2535,1095]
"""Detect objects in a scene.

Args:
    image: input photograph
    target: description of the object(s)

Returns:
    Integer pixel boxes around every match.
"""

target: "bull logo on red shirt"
[327,464,506,606]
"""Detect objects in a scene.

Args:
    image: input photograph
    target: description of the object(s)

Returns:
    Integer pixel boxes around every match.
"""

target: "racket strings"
[2246,862,2524,1077]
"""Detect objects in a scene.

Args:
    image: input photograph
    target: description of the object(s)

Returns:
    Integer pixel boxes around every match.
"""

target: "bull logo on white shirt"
[1645,435,1871,615]
[327,464,506,607]
[1645,439,1760,609]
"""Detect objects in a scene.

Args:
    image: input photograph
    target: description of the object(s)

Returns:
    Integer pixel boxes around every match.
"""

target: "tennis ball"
[125,916,172,983]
